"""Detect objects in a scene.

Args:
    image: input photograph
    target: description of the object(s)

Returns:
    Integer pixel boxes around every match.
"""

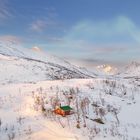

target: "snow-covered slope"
[1,40,140,140]
[117,61,140,78]
[0,78,140,140]
[0,41,96,84]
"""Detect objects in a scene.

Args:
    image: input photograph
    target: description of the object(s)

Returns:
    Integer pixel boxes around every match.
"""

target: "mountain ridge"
[0,41,96,84]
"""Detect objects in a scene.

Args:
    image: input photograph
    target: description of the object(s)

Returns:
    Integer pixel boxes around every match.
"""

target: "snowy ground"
[0,78,140,140]
[0,80,85,140]
[1,40,140,140]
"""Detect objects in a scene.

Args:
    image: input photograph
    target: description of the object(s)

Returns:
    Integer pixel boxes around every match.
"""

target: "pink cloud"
[0,35,22,44]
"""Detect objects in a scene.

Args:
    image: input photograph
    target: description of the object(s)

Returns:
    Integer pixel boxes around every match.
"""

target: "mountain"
[118,61,140,77]
[1,41,140,140]
[31,46,42,52]
[95,64,118,75]
[0,41,96,84]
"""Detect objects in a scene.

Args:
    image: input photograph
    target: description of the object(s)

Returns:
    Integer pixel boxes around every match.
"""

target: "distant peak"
[130,61,140,66]
[96,64,118,74]
[126,61,140,69]
[31,46,42,52]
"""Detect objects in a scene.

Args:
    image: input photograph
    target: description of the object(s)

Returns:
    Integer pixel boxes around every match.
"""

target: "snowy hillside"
[117,61,140,78]
[0,78,140,140]
[0,41,140,140]
[0,41,96,84]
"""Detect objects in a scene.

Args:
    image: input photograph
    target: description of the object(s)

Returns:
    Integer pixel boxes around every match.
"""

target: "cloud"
[28,16,140,66]
[29,7,61,33]
[64,16,138,44]
[0,35,22,44]
[43,16,140,66]
[30,20,47,32]
[65,57,125,70]
[54,16,140,54]
[0,0,12,21]
[44,36,64,43]
[86,42,135,54]
[29,18,58,33]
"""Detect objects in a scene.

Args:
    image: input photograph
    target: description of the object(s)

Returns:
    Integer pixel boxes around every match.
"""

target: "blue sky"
[0,0,140,67]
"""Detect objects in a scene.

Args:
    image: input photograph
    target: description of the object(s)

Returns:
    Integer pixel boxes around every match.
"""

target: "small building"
[54,105,73,116]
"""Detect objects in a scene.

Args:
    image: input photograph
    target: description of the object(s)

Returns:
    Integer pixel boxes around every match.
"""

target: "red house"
[54,105,73,117]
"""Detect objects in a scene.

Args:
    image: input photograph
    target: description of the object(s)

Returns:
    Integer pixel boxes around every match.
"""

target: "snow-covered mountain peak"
[126,61,140,69]
[118,61,140,77]
[96,64,118,75]
[31,46,43,52]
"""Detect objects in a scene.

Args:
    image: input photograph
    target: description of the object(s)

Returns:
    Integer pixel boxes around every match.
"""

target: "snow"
[96,64,118,75]
[0,40,96,79]
[0,78,140,140]
[0,41,140,140]
[0,81,87,140]
[117,61,140,77]
[0,41,96,84]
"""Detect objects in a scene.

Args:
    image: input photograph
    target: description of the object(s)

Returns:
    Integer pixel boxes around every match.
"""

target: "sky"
[0,0,140,68]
